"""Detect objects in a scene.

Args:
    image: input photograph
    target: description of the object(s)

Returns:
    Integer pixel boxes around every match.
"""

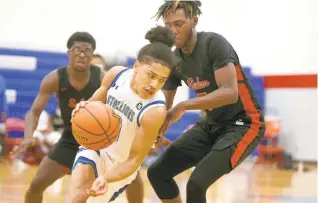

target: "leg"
[25,156,69,203]
[70,164,96,203]
[69,147,102,203]
[186,125,265,203]
[125,171,144,203]
[148,120,214,203]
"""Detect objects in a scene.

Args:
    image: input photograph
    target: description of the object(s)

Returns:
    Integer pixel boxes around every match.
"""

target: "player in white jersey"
[69,26,176,203]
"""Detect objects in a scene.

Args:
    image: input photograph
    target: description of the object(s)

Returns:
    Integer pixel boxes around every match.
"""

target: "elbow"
[230,88,239,104]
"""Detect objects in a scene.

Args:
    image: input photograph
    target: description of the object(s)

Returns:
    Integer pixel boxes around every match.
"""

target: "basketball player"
[70,26,175,203]
[10,32,104,203]
[147,1,265,203]
[91,53,146,203]
[91,54,108,71]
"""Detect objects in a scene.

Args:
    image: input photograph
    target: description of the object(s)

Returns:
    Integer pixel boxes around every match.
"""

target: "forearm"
[88,88,106,103]
[24,111,40,139]
[105,158,141,183]
[181,87,238,111]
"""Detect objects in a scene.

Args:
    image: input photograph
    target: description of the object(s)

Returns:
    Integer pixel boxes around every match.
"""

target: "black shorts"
[172,119,265,168]
[48,131,79,170]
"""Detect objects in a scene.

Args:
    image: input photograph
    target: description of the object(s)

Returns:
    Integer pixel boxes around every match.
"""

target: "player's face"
[68,42,94,72]
[134,61,171,99]
[91,57,106,70]
[163,8,195,48]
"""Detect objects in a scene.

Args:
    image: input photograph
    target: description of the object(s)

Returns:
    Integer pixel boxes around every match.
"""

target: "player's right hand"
[10,137,36,156]
[71,101,89,122]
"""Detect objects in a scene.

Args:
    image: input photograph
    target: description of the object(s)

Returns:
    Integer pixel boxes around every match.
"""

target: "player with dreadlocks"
[147,1,265,203]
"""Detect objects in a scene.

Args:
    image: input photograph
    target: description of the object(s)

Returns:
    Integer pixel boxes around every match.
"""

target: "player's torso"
[56,66,101,140]
[174,32,238,97]
[104,68,165,163]
[174,32,262,124]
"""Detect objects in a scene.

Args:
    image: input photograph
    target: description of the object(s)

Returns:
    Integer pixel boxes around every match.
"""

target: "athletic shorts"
[48,131,79,170]
[72,146,138,203]
[172,119,265,168]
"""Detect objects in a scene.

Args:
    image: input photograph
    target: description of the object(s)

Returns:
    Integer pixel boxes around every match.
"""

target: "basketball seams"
[72,120,105,136]
[82,106,112,145]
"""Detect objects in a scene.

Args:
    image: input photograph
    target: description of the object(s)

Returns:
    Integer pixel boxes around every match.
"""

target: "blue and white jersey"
[103,67,166,163]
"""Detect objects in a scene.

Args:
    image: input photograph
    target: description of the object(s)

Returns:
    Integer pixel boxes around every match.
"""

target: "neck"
[67,65,90,80]
[181,30,197,54]
[130,74,138,94]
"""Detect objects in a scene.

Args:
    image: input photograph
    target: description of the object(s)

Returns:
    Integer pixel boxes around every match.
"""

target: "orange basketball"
[71,101,121,150]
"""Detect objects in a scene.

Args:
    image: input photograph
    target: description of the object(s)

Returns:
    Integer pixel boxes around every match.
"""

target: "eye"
[148,73,154,78]
[159,79,165,83]
[174,22,184,27]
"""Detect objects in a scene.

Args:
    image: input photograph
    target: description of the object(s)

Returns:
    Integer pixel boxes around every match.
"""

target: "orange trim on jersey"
[231,66,262,167]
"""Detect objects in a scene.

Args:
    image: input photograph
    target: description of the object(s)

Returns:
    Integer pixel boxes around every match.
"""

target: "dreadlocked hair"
[153,0,202,21]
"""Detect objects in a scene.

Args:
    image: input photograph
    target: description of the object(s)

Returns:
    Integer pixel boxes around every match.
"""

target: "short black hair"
[154,0,202,21]
[67,32,96,50]
[93,54,105,63]
[137,26,175,69]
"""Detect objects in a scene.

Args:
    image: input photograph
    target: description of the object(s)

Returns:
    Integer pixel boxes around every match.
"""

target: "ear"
[192,16,198,28]
[133,60,141,73]
[67,50,71,58]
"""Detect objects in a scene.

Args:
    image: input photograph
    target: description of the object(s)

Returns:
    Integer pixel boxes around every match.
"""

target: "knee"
[131,172,143,185]
[186,179,206,195]
[147,163,162,181]
[27,176,47,194]
[70,190,88,203]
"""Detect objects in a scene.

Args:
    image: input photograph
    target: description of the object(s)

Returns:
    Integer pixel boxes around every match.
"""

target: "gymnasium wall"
[0,0,317,161]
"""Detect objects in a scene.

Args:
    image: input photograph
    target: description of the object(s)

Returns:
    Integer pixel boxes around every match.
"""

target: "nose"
[79,51,86,58]
[170,26,178,35]
[150,79,160,89]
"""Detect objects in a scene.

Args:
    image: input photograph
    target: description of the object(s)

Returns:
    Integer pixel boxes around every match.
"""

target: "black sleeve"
[162,68,182,90]
[208,35,236,71]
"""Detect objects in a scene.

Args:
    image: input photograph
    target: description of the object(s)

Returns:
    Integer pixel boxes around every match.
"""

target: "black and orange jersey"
[163,32,264,126]
[57,65,101,140]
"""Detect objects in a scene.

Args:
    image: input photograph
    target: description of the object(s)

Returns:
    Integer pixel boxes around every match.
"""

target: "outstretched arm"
[105,106,167,183]
[11,71,57,155]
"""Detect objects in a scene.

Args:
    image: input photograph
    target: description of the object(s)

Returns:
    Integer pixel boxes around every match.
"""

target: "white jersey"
[72,67,166,203]
[102,67,166,163]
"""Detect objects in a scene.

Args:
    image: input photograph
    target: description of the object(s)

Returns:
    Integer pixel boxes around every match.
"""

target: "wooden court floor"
[0,158,317,203]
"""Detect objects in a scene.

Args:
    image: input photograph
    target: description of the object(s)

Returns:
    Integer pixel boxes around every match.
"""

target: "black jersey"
[57,65,101,143]
[163,32,263,126]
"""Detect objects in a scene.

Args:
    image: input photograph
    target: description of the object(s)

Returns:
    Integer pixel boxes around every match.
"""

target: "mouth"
[143,88,154,95]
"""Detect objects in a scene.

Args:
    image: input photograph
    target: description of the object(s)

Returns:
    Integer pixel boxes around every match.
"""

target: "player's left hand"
[87,176,108,197]
[160,103,186,135]
[155,136,171,149]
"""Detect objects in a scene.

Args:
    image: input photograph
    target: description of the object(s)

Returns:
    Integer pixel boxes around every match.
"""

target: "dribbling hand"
[87,176,108,197]
[71,101,89,123]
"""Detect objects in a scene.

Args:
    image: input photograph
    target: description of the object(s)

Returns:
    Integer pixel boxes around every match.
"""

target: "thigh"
[213,124,265,168]
[72,146,104,178]
[48,140,79,171]
[172,120,216,161]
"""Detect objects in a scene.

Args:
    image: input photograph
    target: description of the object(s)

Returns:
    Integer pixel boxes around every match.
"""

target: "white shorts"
[72,146,138,203]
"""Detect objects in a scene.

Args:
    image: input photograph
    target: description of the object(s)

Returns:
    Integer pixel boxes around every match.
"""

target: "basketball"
[71,101,121,150]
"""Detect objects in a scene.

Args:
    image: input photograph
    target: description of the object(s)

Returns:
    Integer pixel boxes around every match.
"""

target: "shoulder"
[43,69,59,85]
[101,66,131,86]
[153,90,166,102]
[140,105,166,128]
[107,66,130,78]
[40,69,59,92]
[201,32,232,48]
